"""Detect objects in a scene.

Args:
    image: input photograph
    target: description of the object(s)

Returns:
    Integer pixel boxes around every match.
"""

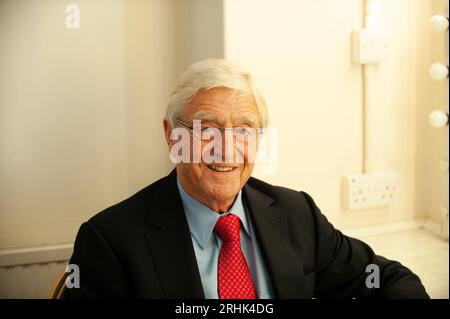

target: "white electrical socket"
[342,171,398,211]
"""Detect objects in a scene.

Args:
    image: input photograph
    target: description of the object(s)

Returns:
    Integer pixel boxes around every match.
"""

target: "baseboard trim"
[422,219,443,235]
[0,243,73,267]
[342,218,442,239]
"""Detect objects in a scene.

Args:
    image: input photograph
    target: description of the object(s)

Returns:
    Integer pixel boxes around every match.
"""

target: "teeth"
[208,165,234,172]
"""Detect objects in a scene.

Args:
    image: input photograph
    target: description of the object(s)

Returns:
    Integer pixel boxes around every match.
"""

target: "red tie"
[214,214,256,299]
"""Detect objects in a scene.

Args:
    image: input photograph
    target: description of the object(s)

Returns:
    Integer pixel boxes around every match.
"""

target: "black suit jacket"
[63,170,429,298]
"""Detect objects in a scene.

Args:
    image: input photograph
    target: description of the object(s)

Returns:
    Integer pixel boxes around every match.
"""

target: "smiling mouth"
[207,164,238,172]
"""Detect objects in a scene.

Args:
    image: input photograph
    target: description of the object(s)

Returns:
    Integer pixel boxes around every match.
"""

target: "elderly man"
[64,59,428,299]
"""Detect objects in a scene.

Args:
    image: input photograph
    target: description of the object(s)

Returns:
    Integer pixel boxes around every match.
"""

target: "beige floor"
[356,229,449,299]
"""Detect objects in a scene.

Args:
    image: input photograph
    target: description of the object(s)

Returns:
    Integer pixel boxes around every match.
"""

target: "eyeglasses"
[175,117,263,141]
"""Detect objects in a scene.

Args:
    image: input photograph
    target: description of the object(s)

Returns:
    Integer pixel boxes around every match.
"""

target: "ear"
[163,119,173,149]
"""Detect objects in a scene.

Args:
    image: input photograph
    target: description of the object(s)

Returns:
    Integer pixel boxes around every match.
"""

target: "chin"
[205,182,240,202]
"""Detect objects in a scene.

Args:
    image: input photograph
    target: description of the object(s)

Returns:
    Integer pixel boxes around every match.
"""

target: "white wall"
[0,0,444,256]
[185,0,224,65]
[0,0,186,250]
[416,0,449,226]
[223,0,437,229]
[0,0,446,298]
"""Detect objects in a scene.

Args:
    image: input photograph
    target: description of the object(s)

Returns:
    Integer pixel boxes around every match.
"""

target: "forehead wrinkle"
[193,99,254,109]
[199,87,252,101]
[193,90,255,107]
[189,102,257,117]
[184,89,259,125]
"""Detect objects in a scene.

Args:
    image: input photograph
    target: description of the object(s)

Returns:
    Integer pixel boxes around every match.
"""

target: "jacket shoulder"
[246,176,315,210]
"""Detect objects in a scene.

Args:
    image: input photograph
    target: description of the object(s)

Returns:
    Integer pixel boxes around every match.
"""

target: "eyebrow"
[240,115,258,126]
[191,112,258,127]
[192,111,219,123]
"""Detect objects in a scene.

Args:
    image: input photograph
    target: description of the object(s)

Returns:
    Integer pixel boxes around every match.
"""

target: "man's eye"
[200,127,220,141]
[235,128,255,137]
[201,127,216,134]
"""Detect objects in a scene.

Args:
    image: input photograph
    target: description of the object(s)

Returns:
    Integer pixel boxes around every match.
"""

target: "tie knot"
[214,214,241,243]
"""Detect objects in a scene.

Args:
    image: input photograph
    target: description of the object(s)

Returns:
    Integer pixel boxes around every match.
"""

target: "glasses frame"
[175,117,264,141]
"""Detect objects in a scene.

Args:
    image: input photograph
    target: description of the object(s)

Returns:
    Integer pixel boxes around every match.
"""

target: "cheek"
[243,163,254,174]
[239,164,254,184]
[180,163,203,182]
[236,138,259,164]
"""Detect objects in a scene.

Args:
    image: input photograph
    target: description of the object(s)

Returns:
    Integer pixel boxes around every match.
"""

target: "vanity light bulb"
[430,15,449,32]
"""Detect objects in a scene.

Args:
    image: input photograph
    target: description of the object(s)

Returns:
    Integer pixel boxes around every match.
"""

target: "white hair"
[165,58,268,128]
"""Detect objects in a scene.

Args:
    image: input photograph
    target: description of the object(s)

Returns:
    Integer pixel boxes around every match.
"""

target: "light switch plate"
[352,29,388,64]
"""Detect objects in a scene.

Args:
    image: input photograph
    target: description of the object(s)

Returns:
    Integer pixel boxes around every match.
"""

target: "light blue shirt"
[177,178,275,299]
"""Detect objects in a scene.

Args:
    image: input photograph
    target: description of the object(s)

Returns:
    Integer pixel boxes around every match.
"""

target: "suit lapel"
[243,182,309,298]
[144,170,205,298]
[144,170,308,299]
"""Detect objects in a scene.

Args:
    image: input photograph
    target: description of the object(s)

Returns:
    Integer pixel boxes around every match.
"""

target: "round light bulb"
[430,15,449,32]
[429,63,449,80]
[429,110,449,128]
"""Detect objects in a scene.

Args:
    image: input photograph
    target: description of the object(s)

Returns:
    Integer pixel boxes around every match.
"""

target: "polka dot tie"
[214,214,256,299]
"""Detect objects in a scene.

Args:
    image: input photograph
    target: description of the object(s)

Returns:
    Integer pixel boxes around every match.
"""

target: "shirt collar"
[176,178,251,249]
